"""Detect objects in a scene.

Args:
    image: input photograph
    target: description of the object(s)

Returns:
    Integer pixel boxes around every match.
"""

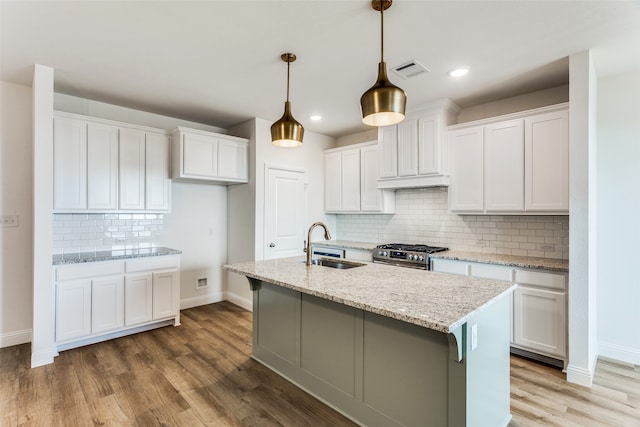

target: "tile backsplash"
[53,213,164,254]
[336,188,569,259]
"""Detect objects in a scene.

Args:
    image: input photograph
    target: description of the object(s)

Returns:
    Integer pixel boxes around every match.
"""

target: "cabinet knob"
[269,243,276,248]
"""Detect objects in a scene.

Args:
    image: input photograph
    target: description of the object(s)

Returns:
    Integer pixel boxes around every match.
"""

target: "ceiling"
[2,1,639,137]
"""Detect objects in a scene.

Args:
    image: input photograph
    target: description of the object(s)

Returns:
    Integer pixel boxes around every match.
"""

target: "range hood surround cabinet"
[377,99,460,190]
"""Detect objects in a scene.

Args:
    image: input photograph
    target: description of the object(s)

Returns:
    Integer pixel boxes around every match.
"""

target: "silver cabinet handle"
[269,243,276,247]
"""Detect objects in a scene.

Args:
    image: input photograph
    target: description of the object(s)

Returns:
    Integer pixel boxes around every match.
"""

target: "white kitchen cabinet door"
[513,286,566,358]
[449,127,484,213]
[341,149,361,212]
[87,122,119,210]
[91,276,124,334]
[525,110,569,212]
[152,270,178,320]
[124,273,153,326]
[145,132,170,211]
[119,129,146,210]
[217,138,248,181]
[484,120,524,212]
[397,119,418,177]
[56,279,92,342]
[183,132,218,178]
[378,126,398,179]
[361,145,382,212]
[53,116,88,210]
[324,151,343,211]
[418,114,440,175]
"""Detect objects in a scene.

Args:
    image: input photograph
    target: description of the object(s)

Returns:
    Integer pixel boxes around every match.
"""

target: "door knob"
[269,243,276,247]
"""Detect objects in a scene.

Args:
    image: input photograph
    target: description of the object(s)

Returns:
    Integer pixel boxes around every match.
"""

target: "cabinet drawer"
[56,261,123,281]
[514,269,566,290]
[469,263,513,282]
[430,258,468,276]
[125,255,180,273]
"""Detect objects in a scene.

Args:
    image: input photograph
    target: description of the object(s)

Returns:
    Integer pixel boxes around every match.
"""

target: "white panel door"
[397,119,418,177]
[87,122,119,210]
[341,149,361,212]
[91,276,124,334]
[513,286,566,358]
[119,129,146,210]
[265,167,305,259]
[378,126,398,178]
[56,279,91,342]
[53,116,87,210]
[525,110,569,211]
[183,133,217,177]
[484,120,524,212]
[361,145,382,212]
[449,127,484,212]
[152,270,178,319]
[324,152,342,212]
[145,132,170,211]
[418,114,440,175]
[124,273,153,326]
[217,139,248,181]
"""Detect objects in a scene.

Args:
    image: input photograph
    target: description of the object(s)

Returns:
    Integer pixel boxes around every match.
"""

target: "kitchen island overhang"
[224,257,516,427]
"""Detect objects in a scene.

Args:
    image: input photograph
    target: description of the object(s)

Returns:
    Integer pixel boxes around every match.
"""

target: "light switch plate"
[471,324,478,350]
[0,215,18,227]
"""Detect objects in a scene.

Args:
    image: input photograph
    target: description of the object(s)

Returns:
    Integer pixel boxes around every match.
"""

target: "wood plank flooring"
[1,301,639,426]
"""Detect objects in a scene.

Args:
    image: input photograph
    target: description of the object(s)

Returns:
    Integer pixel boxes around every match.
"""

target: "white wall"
[226,118,336,309]
[335,129,378,148]
[0,81,34,347]
[596,69,640,365]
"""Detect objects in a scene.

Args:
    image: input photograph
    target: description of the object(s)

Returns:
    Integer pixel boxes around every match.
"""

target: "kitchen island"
[224,257,516,427]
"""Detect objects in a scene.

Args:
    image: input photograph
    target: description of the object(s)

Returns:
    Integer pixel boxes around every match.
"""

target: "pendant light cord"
[380,1,384,63]
[286,59,291,102]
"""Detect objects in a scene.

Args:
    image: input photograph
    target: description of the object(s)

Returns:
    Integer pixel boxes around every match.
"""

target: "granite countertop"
[53,247,182,265]
[223,256,515,334]
[310,240,377,251]
[430,250,569,272]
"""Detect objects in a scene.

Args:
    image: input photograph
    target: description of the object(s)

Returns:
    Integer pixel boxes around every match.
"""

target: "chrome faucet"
[305,222,332,266]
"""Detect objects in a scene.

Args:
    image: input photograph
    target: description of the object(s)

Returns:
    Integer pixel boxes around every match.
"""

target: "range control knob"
[418,255,425,262]
[383,251,388,257]
[408,254,414,260]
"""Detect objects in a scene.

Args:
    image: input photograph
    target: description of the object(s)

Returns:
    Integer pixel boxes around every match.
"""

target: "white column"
[566,51,598,386]
[31,64,57,367]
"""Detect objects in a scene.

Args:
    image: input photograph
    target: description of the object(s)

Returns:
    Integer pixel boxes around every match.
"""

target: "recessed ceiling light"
[310,115,322,121]
[449,67,469,77]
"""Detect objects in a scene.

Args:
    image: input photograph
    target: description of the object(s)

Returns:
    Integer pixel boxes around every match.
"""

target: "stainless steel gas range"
[372,243,449,270]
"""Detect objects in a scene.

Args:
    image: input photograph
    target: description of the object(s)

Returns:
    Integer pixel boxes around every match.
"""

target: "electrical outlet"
[196,277,208,289]
[471,324,478,351]
[0,215,19,227]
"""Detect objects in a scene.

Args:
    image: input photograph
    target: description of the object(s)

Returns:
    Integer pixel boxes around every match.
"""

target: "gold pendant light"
[271,53,304,147]
[360,0,406,127]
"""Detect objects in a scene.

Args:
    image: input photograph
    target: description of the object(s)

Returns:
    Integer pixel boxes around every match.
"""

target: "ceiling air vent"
[391,60,430,79]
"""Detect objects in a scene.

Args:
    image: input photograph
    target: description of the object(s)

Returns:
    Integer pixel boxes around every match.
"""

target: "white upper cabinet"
[525,110,569,211]
[377,100,460,189]
[87,123,119,210]
[324,141,394,214]
[448,103,569,215]
[53,112,171,212]
[171,127,249,184]
[54,116,88,210]
[119,128,146,210]
[484,119,525,212]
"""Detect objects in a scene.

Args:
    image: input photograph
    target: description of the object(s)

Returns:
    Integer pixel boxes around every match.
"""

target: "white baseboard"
[599,342,640,366]
[180,292,225,310]
[31,348,57,368]
[566,355,597,387]
[0,329,32,348]
[225,291,253,312]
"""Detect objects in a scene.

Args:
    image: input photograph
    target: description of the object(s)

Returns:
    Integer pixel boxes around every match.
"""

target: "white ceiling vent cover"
[392,60,430,79]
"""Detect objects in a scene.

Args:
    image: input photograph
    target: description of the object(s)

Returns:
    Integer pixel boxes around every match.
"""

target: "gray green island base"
[224,257,515,427]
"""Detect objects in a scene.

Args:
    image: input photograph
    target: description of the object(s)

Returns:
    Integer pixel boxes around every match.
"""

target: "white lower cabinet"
[54,255,180,350]
[431,257,567,364]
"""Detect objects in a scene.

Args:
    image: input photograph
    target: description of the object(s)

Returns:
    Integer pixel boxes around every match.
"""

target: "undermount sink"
[306,258,365,270]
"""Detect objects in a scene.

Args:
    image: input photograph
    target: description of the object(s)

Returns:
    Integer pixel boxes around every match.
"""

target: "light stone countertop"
[223,256,515,334]
[52,247,182,265]
[430,250,569,272]
[311,240,377,251]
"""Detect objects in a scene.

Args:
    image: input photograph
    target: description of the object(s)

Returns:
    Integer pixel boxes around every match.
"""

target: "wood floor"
[1,302,638,426]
